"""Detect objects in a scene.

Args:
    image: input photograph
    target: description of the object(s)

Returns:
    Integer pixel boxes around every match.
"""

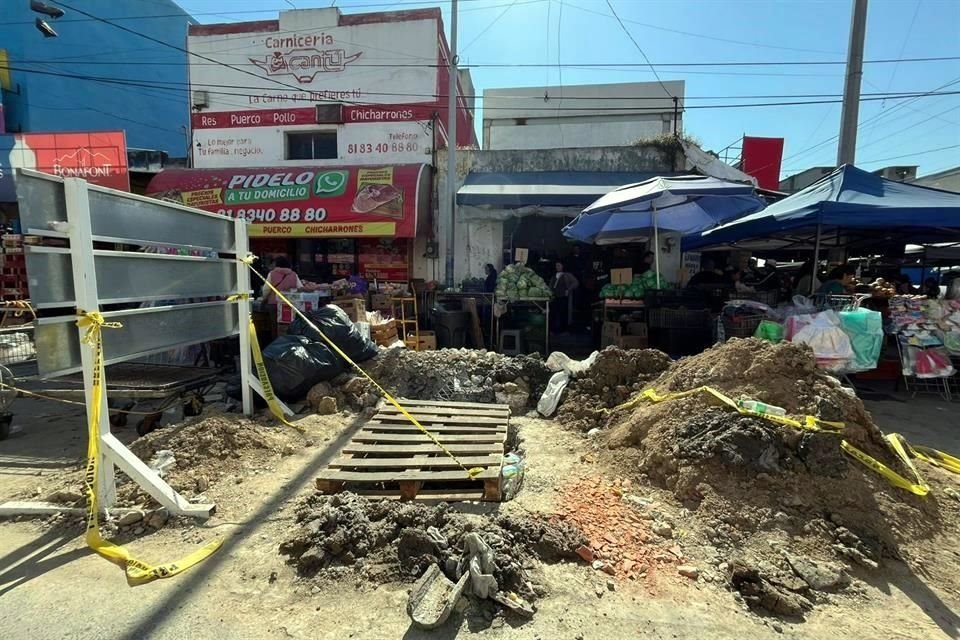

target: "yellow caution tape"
[247,317,301,432]
[243,257,484,479]
[78,310,222,585]
[613,381,957,497]
[622,385,844,434]
[840,439,929,496]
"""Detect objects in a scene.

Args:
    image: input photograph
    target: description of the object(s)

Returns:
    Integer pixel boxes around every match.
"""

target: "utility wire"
[857,144,960,165]
[461,0,520,53]
[604,0,672,97]
[6,64,959,112]
[8,55,960,69]
[6,64,957,103]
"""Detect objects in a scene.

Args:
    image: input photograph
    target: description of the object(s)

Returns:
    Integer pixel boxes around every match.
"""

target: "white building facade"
[482,81,684,150]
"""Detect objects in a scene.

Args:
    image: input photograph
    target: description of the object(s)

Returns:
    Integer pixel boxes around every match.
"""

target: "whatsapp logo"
[314,171,348,197]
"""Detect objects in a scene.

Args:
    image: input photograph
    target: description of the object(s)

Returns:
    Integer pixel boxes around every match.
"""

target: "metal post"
[810,223,822,295]
[64,178,116,508]
[652,205,661,288]
[234,217,253,416]
[444,0,459,287]
[672,97,679,136]
[837,0,868,166]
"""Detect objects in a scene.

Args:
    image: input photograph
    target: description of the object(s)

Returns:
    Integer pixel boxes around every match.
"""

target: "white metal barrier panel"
[3,169,286,518]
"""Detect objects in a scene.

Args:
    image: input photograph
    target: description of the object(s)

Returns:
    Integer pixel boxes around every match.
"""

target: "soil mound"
[356,348,551,406]
[595,338,959,618]
[280,491,584,601]
[128,413,303,494]
[556,347,672,432]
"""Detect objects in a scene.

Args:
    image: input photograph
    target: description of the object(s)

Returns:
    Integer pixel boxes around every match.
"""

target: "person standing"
[483,263,498,292]
[550,261,579,331]
[262,256,302,304]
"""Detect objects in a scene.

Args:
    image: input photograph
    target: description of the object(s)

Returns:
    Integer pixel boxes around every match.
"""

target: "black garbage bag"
[287,304,378,364]
[262,335,344,402]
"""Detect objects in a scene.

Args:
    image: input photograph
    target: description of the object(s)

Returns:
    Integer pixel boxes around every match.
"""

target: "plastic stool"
[499,329,523,355]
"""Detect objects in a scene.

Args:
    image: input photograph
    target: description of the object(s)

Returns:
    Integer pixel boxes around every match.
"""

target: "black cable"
[604,0,671,98]
[7,63,959,113]
[7,63,959,104]
[8,55,960,68]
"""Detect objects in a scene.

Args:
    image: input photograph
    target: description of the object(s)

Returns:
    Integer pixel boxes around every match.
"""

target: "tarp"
[146,164,430,238]
[687,164,960,250]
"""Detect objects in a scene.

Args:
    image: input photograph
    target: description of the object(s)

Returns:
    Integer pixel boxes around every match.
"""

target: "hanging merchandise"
[790,310,855,372]
[838,308,884,372]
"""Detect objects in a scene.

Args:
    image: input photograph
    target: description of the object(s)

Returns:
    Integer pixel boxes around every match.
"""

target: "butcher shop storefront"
[146,164,431,281]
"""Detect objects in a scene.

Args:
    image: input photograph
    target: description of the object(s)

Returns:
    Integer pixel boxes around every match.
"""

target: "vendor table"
[494,296,550,355]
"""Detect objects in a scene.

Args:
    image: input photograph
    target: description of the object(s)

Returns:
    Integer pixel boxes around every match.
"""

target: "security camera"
[35,18,58,38]
[30,1,66,19]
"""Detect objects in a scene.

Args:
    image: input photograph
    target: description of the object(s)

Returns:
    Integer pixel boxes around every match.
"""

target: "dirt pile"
[556,347,672,432]
[280,491,584,602]
[128,413,304,495]
[347,348,552,406]
[593,338,958,618]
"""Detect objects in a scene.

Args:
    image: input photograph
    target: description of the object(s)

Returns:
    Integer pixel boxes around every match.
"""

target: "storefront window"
[286,131,338,160]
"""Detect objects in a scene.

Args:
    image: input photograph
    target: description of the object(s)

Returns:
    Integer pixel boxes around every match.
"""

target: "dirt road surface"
[1,394,958,640]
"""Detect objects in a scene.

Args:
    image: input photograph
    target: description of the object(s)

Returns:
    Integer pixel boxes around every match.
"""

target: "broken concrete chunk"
[677,565,700,579]
[785,554,850,592]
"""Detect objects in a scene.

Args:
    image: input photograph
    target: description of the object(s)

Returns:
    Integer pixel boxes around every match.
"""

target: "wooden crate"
[316,399,511,502]
[333,296,366,323]
[371,319,398,346]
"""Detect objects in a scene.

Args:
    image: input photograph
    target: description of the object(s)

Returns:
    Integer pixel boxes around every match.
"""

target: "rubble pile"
[593,338,956,618]
[333,348,552,407]
[128,413,304,494]
[555,347,672,432]
[280,491,584,603]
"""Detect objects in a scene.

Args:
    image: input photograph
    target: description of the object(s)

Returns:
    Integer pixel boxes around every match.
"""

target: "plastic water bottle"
[738,399,787,417]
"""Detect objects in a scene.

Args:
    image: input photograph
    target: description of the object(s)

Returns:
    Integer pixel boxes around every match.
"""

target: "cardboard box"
[626,322,648,337]
[333,296,366,322]
[370,292,392,311]
[514,247,529,264]
[417,331,437,351]
[610,268,633,285]
[277,292,322,324]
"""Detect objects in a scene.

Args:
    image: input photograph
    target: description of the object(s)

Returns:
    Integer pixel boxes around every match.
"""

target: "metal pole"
[672,97,679,136]
[837,0,868,166]
[653,205,661,288]
[810,223,822,295]
[444,0,459,287]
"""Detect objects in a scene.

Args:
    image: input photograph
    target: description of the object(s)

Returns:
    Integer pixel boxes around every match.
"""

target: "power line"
[604,0,671,97]
[461,0,520,53]
[857,144,960,165]
[7,0,523,24]
[6,63,960,112]
[563,0,842,56]
[49,0,371,109]
[10,56,960,69]
[9,63,960,106]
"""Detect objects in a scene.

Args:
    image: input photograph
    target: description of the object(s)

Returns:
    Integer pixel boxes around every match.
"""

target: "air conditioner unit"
[192,90,209,109]
[316,103,343,124]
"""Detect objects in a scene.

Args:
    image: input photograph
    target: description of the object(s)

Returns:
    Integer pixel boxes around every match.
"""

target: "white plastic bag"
[545,350,599,376]
[792,310,854,369]
[537,370,570,417]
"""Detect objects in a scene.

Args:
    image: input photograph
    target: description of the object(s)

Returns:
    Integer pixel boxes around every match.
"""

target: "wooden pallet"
[316,399,510,502]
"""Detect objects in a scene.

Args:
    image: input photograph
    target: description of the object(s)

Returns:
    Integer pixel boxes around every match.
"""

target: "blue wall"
[0,0,193,156]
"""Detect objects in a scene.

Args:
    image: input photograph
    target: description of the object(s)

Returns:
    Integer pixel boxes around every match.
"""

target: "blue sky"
[181,0,960,179]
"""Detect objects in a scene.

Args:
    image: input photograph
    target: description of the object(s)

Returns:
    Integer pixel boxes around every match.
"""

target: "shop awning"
[457,171,674,209]
[146,164,430,238]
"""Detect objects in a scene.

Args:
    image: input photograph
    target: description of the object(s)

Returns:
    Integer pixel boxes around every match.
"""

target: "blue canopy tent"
[685,165,960,292]
[563,175,765,286]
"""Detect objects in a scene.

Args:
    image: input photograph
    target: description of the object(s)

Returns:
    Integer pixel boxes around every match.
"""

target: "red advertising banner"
[740,136,784,191]
[191,104,441,129]
[191,107,317,129]
[15,131,129,191]
[146,164,428,238]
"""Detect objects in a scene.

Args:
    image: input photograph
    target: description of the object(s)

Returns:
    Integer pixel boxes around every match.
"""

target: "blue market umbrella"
[563,175,765,286]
